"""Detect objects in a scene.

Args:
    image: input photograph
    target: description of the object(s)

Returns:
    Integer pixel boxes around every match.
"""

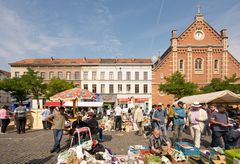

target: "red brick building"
[152,12,240,105]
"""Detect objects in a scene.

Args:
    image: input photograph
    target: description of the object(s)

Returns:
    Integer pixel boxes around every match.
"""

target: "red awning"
[44,101,64,107]
[134,98,149,102]
[118,98,130,102]
[118,98,149,102]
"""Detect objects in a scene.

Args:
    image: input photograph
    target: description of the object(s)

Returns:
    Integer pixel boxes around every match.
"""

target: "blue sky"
[0,0,240,71]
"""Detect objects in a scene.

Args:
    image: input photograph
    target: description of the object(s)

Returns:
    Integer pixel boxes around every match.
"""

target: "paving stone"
[0,129,211,163]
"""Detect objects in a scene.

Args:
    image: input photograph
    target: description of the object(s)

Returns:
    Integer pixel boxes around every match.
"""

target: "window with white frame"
[15,72,20,77]
[83,84,88,90]
[135,72,139,80]
[143,72,148,80]
[66,72,71,80]
[92,71,97,80]
[179,59,184,70]
[109,72,114,80]
[75,71,80,80]
[101,84,105,93]
[92,84,96,93]
[214,59,219,71]
[143,84,148,93]
[58,71,63,79]
[83,71,88,80]
[126,84,131,93]
[195,58,203,70]
[40,72,45,79]
[135,84,139,94]
[109,84,114,94]
[49,71,54,79]
[118,84,122,93]
[118,71,122,80]
[100,72,105,80]
[126,72,131,80]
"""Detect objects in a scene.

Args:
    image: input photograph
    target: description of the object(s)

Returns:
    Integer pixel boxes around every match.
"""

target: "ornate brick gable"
[152,12,240,105]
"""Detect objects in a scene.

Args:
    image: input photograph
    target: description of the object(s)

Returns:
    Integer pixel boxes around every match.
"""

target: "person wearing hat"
[173,101,186,142]
[188,102,208,148]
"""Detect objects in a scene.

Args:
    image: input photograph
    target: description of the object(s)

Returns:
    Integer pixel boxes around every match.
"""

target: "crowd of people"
[1,101,240,156]
[147,101,240,155]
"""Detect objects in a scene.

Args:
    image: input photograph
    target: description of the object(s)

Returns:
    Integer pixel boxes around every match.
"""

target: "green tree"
[201,74,240,93]
[22,68,47,109]
[159,71,198,99]
[0,77,29,103]
[45,77,74,99]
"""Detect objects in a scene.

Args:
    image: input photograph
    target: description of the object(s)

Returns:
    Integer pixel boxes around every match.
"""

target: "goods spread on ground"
[57,136,240,164]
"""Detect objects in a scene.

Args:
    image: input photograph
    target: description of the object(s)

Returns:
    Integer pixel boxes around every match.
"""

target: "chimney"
[50,56,54,61]
[220,29,227,38]
[171,30,177,38]
[171,30,177,51]
[220,29,228,51]
[83,57,86,61]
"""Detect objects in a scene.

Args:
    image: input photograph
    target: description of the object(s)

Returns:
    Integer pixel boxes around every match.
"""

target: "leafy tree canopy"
[45,77,75,99]
[21,68,47,108]
[0,77,29,103]
[201,74,240,94]
[159,71,198,99]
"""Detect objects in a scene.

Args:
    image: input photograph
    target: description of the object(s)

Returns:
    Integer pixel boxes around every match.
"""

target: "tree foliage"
[201,74,240,94]
[21,68,47,108]
[45,77,75,99]
[159,71,198,99]
[0,77,29,103]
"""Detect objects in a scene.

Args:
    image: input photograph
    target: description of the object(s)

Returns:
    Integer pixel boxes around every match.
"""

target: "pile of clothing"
[57,142,112,164]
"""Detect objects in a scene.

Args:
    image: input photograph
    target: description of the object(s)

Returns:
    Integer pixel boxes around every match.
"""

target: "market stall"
[175,90,240,105]
[50,87,96,115]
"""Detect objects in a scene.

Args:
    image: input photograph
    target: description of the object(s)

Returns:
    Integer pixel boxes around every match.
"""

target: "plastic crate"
[225,149,240,164]
[175,142,200,156]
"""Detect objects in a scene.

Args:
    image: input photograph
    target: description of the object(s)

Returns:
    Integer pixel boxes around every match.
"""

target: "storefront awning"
[44,101,64,107]
[118,98,149,102]
[64,101,103,107]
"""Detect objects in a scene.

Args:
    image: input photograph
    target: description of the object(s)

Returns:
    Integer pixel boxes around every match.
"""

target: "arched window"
[49,71,54,79]
[179,59,184,70]
[66,72,71,80]
[214,59,219,70]
[58,71,63,79]
[195,58,203,70]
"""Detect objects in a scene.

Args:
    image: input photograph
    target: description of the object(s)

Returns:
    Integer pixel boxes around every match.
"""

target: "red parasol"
[50,87,96,101]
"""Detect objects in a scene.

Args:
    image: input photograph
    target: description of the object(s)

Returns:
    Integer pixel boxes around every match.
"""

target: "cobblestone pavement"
[0,129,211,164]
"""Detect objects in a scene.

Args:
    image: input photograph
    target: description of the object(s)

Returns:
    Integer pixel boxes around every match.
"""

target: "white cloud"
[0,1,122,70]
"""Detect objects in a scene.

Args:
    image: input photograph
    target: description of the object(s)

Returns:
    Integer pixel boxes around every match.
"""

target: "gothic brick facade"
[152,12,240,105]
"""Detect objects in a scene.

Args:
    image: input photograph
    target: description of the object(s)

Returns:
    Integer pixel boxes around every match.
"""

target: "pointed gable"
[177,15,223,46]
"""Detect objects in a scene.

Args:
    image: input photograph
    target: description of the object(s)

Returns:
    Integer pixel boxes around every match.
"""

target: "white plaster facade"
[80,64,152,110]
[9,58,152,111]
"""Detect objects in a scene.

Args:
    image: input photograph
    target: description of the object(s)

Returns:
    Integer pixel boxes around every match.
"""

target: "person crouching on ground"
[149,128,171,155]
[134,105,144,136]
[188,102,208,148]
[47,106,69,153]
